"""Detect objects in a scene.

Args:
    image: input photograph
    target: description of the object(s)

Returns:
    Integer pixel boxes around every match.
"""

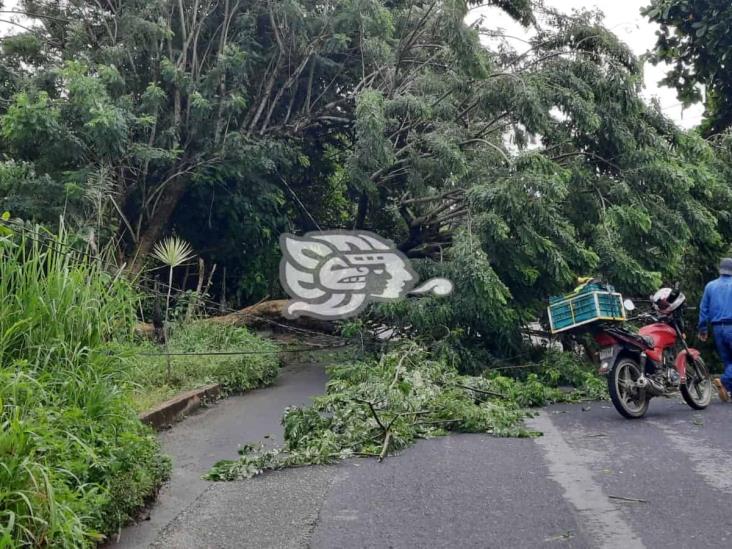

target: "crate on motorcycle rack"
[547,290,626,334]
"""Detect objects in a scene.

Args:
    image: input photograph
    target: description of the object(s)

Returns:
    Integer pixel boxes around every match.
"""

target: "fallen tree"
[208,300,289,327]
[135,299,337,339]
[204,344,606,481]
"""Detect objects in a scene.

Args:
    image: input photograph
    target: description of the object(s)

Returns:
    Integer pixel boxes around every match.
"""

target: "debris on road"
[609,495,648,504]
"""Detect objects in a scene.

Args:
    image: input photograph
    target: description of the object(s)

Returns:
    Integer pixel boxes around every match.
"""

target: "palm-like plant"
[152,236,195,324]
[152,236,194,381]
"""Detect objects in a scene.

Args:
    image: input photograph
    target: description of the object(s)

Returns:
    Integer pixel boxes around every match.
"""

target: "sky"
[468,0,705,129]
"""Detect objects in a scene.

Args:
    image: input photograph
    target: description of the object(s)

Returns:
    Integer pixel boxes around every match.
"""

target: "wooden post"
[186,257,206,321]
[219,266,227,313]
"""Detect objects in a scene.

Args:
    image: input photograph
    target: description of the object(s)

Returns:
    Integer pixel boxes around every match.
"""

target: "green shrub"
[0,374,92,547]
[536,350,609,401]
[170,323,280,392]
[0,228,169,547]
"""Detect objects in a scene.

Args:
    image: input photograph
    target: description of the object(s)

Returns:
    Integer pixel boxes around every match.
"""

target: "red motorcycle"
[594,286,712,419]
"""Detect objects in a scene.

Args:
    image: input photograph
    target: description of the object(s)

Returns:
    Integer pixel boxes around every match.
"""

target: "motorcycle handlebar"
[628,312,660,323]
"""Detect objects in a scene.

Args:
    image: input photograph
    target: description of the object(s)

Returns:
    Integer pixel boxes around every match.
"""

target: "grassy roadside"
[113,323,281,412]
[0,229,281,547]
[0,230,169,547]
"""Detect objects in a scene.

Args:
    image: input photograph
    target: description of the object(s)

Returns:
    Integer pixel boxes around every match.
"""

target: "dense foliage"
[0,228,169,547]
[0,2,725,360]
[205,344,605,481]
[0,2,731,356]
[644,0,732,135]
[2,1,731,541]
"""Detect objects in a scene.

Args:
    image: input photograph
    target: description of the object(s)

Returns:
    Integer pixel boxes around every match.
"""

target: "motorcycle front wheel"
[681,356,712,410]
[608,357,649,419]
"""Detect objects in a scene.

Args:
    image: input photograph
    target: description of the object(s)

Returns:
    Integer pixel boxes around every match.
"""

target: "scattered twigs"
[354,398,387,432]
[389,351,411,390]
[353,398,391,461]
[451,382,506,399]
[609,495,648,504]
[379,431,392,461]
[353,397,433,462]
[416,419,461,426]
[352,347,430,462]
[393,410,432,417]
[436,380,506,400]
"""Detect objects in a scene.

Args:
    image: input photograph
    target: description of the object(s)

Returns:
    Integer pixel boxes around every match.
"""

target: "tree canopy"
[0,0,731,363]
[644,0,732,135]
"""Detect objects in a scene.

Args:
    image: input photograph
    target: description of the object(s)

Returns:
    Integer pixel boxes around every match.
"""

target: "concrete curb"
[139,383,222,429]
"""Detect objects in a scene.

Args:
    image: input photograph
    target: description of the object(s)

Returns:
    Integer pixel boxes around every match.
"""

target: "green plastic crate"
[547,291,625,334]
[548,283,612,304]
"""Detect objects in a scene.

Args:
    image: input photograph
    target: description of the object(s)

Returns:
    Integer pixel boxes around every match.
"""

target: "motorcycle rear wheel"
[680,356,712,410]
[608,357,649,419]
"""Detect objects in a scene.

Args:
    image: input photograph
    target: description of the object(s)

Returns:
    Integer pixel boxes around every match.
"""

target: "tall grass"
[0,226,137,365]
[0,227,169,547]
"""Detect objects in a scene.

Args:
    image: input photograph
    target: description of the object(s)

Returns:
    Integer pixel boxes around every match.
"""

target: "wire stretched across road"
[135,342,355,357]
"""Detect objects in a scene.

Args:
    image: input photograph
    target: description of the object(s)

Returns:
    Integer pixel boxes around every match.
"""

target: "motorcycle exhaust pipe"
[636,374,664,395]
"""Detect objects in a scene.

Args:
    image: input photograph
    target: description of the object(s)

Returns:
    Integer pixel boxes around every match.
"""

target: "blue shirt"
[698,275,732,332]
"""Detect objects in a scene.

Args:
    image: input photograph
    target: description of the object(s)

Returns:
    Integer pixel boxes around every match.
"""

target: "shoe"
[714,378,730,402]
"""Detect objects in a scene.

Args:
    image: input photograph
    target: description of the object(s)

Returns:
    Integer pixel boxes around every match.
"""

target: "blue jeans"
[713,324,732,392]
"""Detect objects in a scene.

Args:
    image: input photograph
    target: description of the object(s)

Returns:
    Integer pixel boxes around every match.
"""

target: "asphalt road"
[107,359,329,549]
[111,366,732,549]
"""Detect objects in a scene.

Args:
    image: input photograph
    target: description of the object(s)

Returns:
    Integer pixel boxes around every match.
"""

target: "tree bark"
[209,299,289,326]
[354,191,369,229]
[128,177,189,274]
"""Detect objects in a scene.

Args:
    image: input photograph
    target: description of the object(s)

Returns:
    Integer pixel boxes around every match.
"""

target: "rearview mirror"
[623,299,636,312]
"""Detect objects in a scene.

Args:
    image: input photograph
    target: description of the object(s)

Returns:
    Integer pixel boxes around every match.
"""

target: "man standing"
[699,258,732,402]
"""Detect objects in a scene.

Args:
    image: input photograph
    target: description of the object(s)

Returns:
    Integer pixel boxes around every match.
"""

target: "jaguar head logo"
[279,230,453,319]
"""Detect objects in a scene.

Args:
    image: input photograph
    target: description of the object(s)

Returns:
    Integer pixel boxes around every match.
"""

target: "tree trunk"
[354,191,369,229]
[134,299,338,338]
[128,178,189,274]
[209,299,337,333]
